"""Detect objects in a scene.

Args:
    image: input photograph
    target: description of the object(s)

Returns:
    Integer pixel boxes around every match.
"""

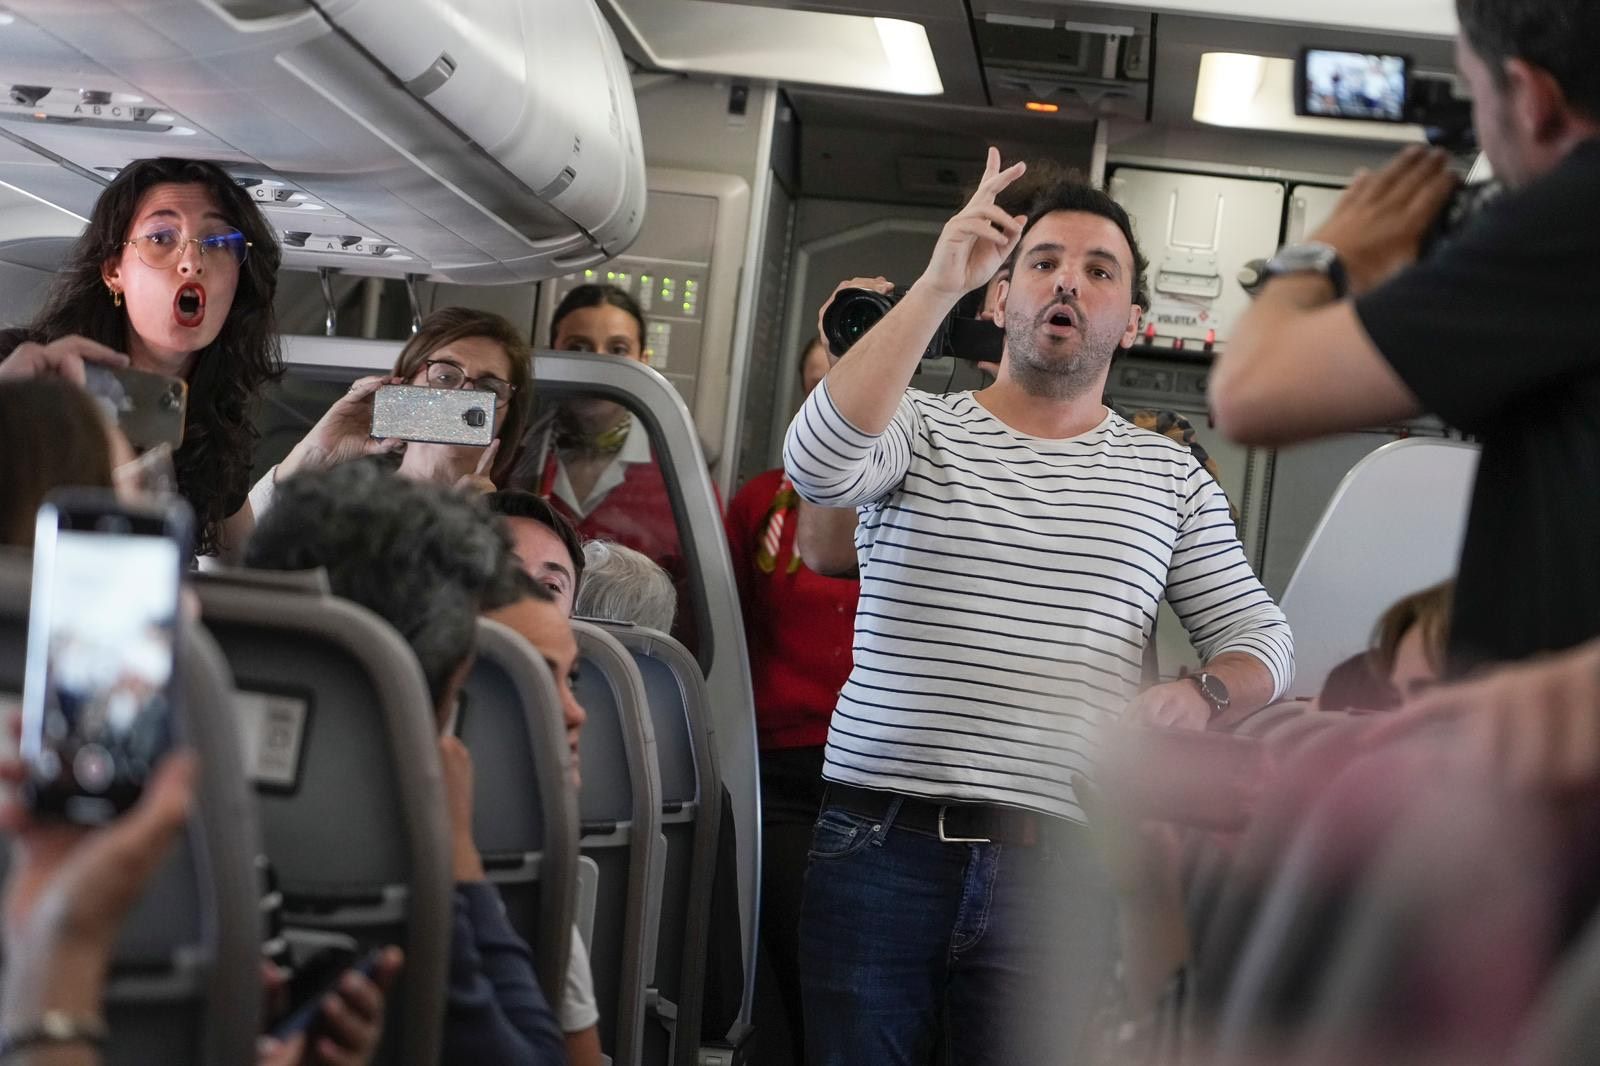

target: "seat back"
[194,571,451,1066]
[0,553,263,1066]
[595,622,722,1066]
[572,620,664,1066]
[460,617,579,998]
[1279,438,1478,697]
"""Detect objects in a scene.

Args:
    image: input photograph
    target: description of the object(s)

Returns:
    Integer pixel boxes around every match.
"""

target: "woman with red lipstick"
[0,157,282,560]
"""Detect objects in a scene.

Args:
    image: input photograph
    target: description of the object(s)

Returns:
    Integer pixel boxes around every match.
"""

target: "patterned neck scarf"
[555,412,632,456]
[756,475,802,574]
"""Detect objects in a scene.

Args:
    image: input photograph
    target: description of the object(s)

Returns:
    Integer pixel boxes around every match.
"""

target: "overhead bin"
[0,0,645,283]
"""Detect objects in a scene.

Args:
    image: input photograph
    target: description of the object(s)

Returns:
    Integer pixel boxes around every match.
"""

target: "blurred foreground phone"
[83,364,188,451]
[370,384,496,447]
[21,490,192,825]
[1296,47,1411,123]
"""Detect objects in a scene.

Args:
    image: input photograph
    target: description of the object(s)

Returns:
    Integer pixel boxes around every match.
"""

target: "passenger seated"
[255,306,534,515]
[0,157,283,561]
[0,379,117,547]
[506,284,700,645]
[573,540,676,632]
[485,490,586,616]
[1317,582,1453,713]
[483,586,602,1066]
[244,460,565,1066]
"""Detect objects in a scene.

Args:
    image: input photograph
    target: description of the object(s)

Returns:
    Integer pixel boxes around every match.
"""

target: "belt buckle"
[937,805,990,844]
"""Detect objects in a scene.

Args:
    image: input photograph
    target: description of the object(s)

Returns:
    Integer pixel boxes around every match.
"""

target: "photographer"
[782,150,1293,1064]
[1212,0,1600,675]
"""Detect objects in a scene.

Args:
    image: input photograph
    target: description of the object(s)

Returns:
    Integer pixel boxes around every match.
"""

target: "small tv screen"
[1298,48,1409,123]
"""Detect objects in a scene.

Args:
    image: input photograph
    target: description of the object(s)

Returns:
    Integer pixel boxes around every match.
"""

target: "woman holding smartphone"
[0,156,283,561]
[252,305,535,514]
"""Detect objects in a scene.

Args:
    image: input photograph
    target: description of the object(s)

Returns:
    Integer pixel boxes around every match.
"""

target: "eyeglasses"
[124,226,251,270]
[423,359,517,405]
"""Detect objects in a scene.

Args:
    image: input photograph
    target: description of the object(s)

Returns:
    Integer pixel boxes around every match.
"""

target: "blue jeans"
[797,798,1118,1066]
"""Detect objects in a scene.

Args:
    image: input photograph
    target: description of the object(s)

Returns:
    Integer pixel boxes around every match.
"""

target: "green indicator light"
[641,275,651,284]
[682,302,692,312]
[583,269,595,278]
[606,271,616,280]
[660,290,670,299]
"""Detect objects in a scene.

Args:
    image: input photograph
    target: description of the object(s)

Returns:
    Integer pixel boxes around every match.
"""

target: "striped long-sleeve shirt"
[783,382,1294,822]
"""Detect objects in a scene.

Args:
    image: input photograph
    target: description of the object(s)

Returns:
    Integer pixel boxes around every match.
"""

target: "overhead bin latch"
[405,52,457,100]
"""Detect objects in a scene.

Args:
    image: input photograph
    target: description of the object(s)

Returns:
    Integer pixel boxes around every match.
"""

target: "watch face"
[1199,673,1230,707]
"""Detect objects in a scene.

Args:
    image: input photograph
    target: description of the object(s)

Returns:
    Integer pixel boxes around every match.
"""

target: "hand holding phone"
[83,364,188,451]
[21,491,192,825]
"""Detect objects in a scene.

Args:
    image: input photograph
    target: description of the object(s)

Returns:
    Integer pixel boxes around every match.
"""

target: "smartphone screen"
[1298,48,1410,123]
[22,493,190,824]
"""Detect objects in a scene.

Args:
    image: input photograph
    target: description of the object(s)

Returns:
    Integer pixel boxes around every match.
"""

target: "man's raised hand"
[915,147,1028,303]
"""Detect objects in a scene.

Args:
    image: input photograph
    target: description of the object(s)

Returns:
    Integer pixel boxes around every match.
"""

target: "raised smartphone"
[370,384,496,447]
[21,490,192,825]
[83,364,188,450]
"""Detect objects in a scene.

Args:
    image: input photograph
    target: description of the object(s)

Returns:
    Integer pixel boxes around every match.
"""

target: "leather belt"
[824,783,1051,846]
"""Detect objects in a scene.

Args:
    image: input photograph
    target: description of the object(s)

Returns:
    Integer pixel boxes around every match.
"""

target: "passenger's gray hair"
[574,539,677,632]
[244,458,520,708]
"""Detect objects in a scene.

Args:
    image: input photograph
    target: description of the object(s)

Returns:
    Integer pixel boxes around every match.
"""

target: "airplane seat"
[0,553,264,1066]
[192,570,452,1066]
[460,617,580,1000]
[591,621,723,1066]
[1518,902,1600,1065]
[1278,438,1479,698]
[571,620,665,1066]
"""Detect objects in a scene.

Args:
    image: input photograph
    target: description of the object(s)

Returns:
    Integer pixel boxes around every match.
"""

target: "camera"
[1295,47,1477,153]
[821,287,1004,363]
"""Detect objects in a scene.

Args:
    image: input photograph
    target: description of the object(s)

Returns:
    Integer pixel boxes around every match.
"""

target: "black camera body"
[821,287,1005,363]
[1295,46,1477,153]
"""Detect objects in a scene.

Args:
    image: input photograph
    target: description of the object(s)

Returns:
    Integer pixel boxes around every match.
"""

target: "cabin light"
[1193,51,1425,142]
[1025,101,1060,113]
[873,17,944,96]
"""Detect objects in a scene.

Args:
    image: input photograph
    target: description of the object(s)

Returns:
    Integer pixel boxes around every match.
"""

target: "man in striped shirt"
[783,149,1293,1065]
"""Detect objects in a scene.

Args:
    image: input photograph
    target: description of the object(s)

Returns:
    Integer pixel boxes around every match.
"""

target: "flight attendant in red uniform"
[725,338,859,1066]
[509,284,699,645]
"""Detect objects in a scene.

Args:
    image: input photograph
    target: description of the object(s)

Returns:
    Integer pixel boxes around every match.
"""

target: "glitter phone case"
[370,384,496,447]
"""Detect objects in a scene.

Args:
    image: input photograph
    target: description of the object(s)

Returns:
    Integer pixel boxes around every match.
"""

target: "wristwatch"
[1262,241,1349,299]
[1187,672,1231,720]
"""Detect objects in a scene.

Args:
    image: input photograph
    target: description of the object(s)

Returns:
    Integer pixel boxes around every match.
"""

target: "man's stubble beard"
[1002,303,1119,401]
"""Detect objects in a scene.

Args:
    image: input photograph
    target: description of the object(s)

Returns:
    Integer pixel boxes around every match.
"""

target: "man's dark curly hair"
[244,460,520,706]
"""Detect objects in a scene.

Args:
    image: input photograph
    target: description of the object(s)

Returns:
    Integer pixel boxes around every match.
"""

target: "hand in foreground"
[258,948,404,1066]
[1308,145,1457,295]
[0,336,128,387]
[916,147,1028,303]
[279,376,405,479]
[1123,679,1212,732]
[0,751,195,1027]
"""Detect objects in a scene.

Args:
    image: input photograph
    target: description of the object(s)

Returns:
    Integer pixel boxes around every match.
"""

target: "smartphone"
[21,490,192,825]
[269,947,383,1040]
[1295,47,1411,123]
[370,384,496,447]
[83,364,188,451]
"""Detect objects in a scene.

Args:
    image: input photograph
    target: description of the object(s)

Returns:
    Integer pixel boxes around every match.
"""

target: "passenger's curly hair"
[20,157,283,555]
[244,459,522,706]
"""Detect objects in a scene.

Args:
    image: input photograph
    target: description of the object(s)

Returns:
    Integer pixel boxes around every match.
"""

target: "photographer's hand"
[1309,145,1457,296]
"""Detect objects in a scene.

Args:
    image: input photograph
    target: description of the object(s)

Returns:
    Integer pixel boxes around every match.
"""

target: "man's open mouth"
[173,283,206,328]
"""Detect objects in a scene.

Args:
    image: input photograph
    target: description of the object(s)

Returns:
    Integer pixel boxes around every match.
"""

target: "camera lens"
[822,288,899,357]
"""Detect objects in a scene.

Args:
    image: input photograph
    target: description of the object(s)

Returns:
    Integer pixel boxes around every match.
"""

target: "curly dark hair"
[245,459,521,707]
[1007,179,1152,311]
[20,157,283,555]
